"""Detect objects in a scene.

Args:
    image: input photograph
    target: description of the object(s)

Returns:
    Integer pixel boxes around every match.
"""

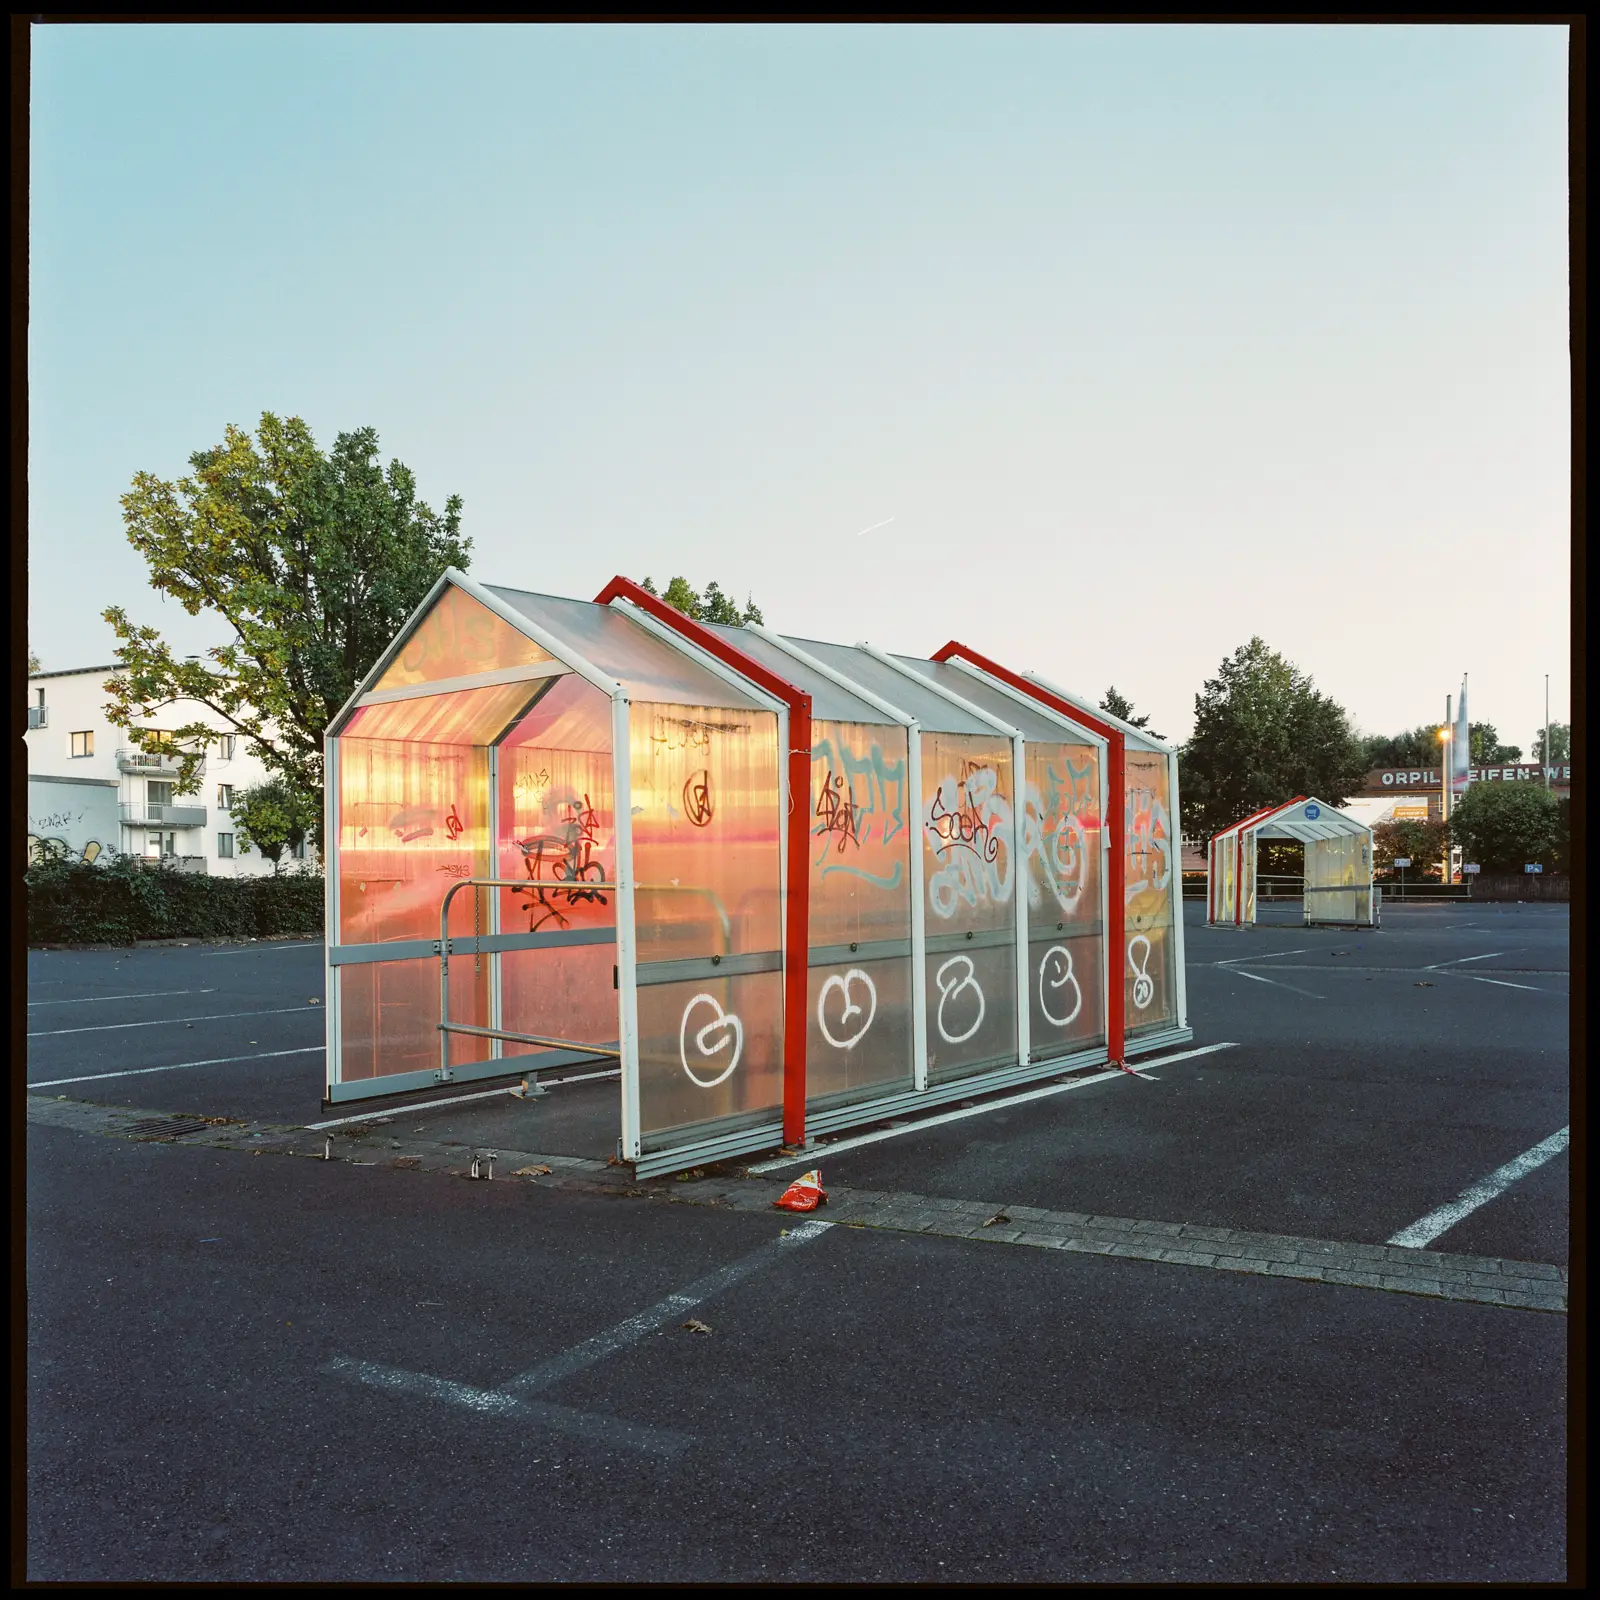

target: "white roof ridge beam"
[857,642,1021,738]
[941,657,1108,749]
[453,569,624,701]
[750,626,915,727]
[356,660,569,707]
[609,600,788,715]
[1021,668,1174,754]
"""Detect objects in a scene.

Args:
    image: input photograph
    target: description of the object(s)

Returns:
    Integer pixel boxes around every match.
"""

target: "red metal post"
[594,576,812,1147]
[930,640,1128,1065]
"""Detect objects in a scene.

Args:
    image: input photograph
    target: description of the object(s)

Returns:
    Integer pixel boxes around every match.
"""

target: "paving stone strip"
[27,1094,1567,1314]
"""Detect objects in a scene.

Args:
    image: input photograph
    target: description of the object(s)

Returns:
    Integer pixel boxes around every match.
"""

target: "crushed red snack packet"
[773,1169,827,1212]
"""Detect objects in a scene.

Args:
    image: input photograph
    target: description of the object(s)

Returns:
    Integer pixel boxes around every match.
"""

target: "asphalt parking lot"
[24,900,1572,1582]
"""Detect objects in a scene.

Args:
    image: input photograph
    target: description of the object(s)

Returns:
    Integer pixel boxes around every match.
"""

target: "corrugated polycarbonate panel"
[486,587,770,710]
[375,583,555,690]
[1305,831,1371,925]
[1124,749,1177,1034]
[628,701,784,1141]
[339,955,491,1082]
[345,681,550,747]
[790,639,995,734]
[336,737,491,946]
[806,720,915,1099]
[1024,742,1106,1055]
[919,731,1019,1077]
[892,657,1064,741]
[705,625,891,725]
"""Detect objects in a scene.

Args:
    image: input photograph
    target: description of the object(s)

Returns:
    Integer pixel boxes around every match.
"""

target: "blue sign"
[1304,803,1321,820]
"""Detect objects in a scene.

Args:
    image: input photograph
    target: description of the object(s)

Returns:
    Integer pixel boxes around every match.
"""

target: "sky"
[28,22,1571,750]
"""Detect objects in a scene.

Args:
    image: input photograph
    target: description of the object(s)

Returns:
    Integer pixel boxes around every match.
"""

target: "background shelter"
[1208,798,1375,929]
[325,572,1190,1176]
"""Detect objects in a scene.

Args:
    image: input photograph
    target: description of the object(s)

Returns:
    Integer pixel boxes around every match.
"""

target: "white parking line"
[1213,948,1311,966]
[27,988,219,1007]
[1424,950,1513,971]
[27,1004,320,1038]
[748,1044,1240,1174]
[1459,974,1555,994]
[201,941,321,957]
[1224,968,1325,1000]
[1387,1128,1570,1248]
[27,1046,324,1089]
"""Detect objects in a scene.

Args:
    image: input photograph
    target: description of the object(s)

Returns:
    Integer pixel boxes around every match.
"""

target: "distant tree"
[1099,687,1162,741]
[1373,817,1449,879]
[29,651,41,674]
[1530,722,1571,764]
[1359,725,1445,768]
[1179,638,1368,841]
[1448,782,1563,874]
[1468,723,1521,764]
[233,776,318,873]
[639,575,763,626]
[102,413,469,854]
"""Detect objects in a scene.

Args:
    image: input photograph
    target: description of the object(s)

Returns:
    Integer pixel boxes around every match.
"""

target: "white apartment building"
[26,664,318,876]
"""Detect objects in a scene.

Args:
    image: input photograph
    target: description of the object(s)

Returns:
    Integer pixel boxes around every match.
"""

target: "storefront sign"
[1364,764,1571,794]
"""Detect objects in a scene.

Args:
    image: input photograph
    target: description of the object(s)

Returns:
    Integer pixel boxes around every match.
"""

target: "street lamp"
[1438,724,1452,884]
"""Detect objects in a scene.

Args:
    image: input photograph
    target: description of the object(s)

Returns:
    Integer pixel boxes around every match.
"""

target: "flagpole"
[1545,674,1550,791]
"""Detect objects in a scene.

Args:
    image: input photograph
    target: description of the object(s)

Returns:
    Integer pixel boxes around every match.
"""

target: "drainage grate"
[126,1115,215,1142]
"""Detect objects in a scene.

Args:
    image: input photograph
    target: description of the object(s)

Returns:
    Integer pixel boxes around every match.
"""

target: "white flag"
[1452,677,1471,794]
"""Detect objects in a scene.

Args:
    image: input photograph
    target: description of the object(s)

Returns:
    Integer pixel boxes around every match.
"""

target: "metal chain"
[474,881,482,975]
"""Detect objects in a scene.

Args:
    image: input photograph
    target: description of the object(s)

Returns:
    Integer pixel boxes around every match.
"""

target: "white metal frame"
[858,643,1032,1073]
[1168,748,1188,1031]
[746,625,930,1091]
[611,691,641,1159]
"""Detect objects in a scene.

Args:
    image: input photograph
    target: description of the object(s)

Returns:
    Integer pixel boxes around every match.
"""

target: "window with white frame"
[217,784,233,811]
[217,833,235,858]
[70,730,94,758]
[217,734,236,760]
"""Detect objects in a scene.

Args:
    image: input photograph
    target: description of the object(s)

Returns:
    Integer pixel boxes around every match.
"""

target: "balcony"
[28,706,48,729]
[120,801,208,827]
[116,746,206,777]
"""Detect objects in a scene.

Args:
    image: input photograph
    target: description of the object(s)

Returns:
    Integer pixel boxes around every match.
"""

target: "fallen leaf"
[308,997,322,1005]
[982,1213,1012,1227]
[682,1319,713,1335]
[513,1164,553,1177]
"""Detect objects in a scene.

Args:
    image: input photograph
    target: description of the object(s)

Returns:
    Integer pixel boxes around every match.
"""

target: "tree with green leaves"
[232,776,319,873]
[103,414,469,852]
[638,575,763,626]
[1448,782,1564,873]
[1468,724,1521,764]
[1531,722,1570,764]
[1099,687,1162,741]
[29,651,41,674]
[1179,638,1368,841]
[1373,817,1449,878]
[1360,725,1444,767]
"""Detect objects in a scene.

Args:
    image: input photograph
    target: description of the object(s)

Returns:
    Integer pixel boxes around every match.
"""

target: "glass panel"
[487,588,772,710]
[926,942,1018,1082]
[338,955,490,1083]
[499,942,619,1062]
[375,584,553,690]
[921,732,1016,934]
[336,737,490,945]
[793,640,994,734]
[1124,749,1177,1034]
[894,656,1075,741]
[638,972,784,1142]
[707,625,888,724]
[496,677,616,938]
[345,681,549,747]
[806,720,915,1099]
[1029,931,1106,1056]
[1304,832,1368,924]
[629,702,782,965]
[1024,743,1103,939]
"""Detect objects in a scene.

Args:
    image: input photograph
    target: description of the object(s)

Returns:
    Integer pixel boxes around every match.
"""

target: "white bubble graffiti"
[817,967,877,1050]
[934,954,986,1044]
[1038,944,1083,1028]
[678,993,744,1088]
[1128,935,1155,1011]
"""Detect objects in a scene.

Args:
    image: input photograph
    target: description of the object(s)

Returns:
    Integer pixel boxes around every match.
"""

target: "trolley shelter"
[323,571,1190,1175]
[1208,798,1375,929]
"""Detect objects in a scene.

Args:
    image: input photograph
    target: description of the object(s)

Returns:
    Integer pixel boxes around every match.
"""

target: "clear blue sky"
[29,22,1571,750]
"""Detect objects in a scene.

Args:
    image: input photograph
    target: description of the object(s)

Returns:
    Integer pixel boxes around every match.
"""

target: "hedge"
[26,849,325,946]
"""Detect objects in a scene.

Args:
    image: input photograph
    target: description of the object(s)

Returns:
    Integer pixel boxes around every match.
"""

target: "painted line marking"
[1458,974,1555,994]
[27,988,220,1007]
[1213,948,1311,966]
[28,1004,320,1038]
[324,1218,833,1451]
[201,941,321,957]
[1424,950,1514,970]
[1387,1127,1570,1248]
[748,1044,1240,1173]
[1224,968,1325,999]
[307,1068,622,1129]
[27,1046,323,1089]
